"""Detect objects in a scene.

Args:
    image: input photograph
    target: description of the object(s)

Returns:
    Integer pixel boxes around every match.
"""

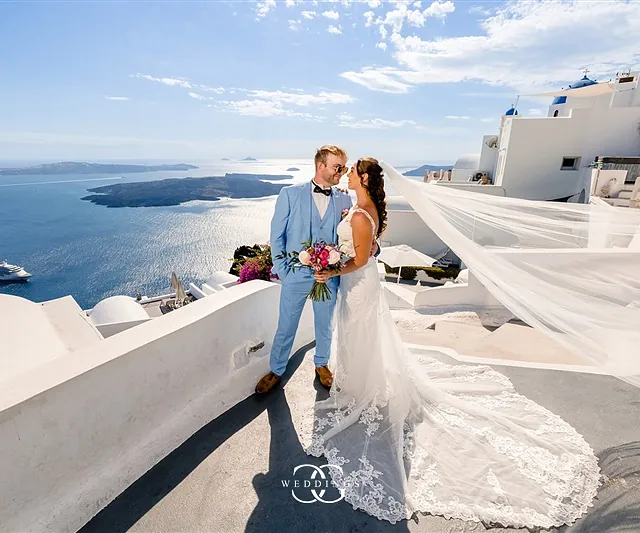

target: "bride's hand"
[314,270,332,284]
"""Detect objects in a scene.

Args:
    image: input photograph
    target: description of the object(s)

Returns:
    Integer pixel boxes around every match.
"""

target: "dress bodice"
[337,206,377,258]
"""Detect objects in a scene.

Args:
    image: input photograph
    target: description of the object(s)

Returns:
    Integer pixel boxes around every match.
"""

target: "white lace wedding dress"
[303,206,601,528]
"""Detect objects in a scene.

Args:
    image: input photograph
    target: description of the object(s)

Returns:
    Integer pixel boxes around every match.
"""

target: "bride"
[308,157,600,528]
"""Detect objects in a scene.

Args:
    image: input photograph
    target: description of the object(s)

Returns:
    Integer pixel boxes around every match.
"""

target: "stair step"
[612,198,631,207]
[472,323,593,365]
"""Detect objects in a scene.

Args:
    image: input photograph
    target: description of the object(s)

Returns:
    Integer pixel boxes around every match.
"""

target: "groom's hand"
[369,240,379,257]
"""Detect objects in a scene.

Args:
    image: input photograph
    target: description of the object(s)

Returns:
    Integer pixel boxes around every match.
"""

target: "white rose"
[299,251,312,265]
[328,249,341,265]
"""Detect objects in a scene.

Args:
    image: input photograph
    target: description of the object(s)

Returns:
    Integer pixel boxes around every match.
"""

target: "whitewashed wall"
[499,106,640,201]
[414,272,504,310]
[0,281,314,533]
[382,210,449,256]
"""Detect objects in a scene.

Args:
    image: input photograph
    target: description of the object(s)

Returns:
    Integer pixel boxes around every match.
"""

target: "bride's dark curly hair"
[356,157,387,238]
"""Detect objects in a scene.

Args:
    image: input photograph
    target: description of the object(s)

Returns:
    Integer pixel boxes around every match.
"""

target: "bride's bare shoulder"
[351,207,378,234]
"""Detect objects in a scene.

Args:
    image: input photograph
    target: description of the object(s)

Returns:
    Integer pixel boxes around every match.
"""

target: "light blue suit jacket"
[270,182,352,284]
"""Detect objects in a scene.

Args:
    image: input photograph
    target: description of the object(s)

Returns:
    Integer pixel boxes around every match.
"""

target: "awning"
[525,82,614,99]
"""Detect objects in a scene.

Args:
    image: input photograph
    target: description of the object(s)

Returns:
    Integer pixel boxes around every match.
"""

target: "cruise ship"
[0,259,32,281]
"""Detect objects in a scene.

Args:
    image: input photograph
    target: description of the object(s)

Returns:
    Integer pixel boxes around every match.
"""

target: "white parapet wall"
[0,280,313,533]
[414,272,504,310]
[383,210,449,257]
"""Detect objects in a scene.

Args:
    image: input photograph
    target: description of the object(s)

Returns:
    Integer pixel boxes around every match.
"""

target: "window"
[553,110,559,117]
[561,157,581,170]
[619,76,635,84]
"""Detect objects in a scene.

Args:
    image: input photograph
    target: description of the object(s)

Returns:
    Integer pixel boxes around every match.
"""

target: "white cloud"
[445,115,470,119]
[198,85,225,94]
[255,0,276,19]
[373,1,453,35]
[423,0,455,18]
[137,72,352,119]
[337,117,417,129]
[244,89,354,106]
[288,19,301,31]
[469,5,492,16]
[383,4,408,32]
[135,73,224,94]
[301,10,316,19]
[407,9,427,27]
[285,0,302,6]
[379,25,388,39]
[342,0,640,93]
[341,67,412,93]
[481,117,497,123]
[105,96,129,101]
[367,0,382,7]
[322,10,340,20]
[376,42,388,51]
[134,73,193,89]
[327,24,343,35]
[337,112,355,121]
[364,11,376,26]
[217,99,324,120]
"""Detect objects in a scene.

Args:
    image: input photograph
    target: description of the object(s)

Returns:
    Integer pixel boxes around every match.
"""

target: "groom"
[256,145,365,394]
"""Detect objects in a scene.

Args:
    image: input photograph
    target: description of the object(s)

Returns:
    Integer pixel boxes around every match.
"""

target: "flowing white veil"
[381,161,640,388]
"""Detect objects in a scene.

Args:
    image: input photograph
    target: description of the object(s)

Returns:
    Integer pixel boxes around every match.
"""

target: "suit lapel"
[300,183,312,243]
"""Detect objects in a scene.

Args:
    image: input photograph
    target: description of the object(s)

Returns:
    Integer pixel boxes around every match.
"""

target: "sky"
[1,0,640,165]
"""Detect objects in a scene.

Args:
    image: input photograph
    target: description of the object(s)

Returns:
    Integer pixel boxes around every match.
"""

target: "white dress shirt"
[311,180,331,219]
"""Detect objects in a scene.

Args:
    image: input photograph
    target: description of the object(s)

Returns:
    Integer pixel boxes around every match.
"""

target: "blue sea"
[0,159,417,309]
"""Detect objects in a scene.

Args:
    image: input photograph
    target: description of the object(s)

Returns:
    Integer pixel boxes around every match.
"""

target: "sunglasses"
[332,164,348,174]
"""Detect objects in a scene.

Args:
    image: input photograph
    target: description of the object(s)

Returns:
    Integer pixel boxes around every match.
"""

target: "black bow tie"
[313,183,332,197]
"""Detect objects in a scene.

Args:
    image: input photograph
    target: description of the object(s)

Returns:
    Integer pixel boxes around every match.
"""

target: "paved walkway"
[81,337,640,533]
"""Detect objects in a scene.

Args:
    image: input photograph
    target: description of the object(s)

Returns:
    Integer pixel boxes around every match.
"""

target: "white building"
[451,71,640,201]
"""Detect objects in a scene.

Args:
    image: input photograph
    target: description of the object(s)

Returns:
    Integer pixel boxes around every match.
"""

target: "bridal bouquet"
[276,239,349,301]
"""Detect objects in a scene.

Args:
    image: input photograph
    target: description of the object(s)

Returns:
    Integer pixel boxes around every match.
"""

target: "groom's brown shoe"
[315,366,333,389]
[255,371,280,394]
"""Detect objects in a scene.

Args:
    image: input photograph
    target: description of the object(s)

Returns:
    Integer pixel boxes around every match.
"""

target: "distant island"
[0,162,199,176]
[286,167,300,171]
[81,173,292,208]
[241,157,258,161]
[403,164,453,177]
[221,158,231,161]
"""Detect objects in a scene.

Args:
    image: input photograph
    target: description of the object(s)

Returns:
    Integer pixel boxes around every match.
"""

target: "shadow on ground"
[80,344,411,533]
[558,441,640,533]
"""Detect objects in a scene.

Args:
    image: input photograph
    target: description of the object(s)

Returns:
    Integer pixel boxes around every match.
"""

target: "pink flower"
[321,259,329,267]
[320,249,329,260]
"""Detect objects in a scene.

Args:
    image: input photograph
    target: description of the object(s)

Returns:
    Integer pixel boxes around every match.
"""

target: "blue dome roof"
[552,95,567,105]
[568,75,597,89]
[505,106,518,116]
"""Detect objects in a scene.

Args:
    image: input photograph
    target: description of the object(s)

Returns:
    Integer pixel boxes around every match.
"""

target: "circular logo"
[290,464,345,504]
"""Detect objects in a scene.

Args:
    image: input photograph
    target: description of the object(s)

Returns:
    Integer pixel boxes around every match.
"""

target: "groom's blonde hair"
[314,145,347,169]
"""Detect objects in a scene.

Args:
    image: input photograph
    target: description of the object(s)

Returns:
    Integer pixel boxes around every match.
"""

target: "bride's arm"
[314,212,373,283]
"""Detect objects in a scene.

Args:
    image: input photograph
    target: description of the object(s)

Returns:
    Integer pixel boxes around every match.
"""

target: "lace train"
[301,207,600,527]
[304,350,600,527]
